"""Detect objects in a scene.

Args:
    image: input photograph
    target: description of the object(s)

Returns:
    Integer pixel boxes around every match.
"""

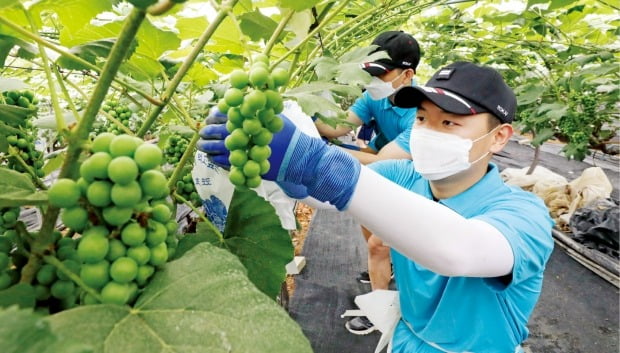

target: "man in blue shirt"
[314,30,420,334]
[198,61,555,352]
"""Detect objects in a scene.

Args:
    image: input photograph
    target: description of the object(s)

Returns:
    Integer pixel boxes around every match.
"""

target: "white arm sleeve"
[346,166,514,277]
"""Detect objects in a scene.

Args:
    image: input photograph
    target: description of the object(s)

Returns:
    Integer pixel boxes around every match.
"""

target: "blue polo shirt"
[350,91,416,152]
[368,160,554,353]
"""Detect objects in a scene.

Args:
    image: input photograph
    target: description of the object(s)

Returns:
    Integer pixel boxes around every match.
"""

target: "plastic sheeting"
[569,198,619,259]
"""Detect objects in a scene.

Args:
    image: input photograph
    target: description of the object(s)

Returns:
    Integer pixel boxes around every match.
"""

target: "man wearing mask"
[198,61,554,352]
[314,30,420,335]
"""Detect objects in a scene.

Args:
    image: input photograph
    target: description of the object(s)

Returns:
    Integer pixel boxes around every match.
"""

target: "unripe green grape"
[165,220,178,235]
[0,272,11,290]
[50,280,75,299]
[87,180,113,207]
[239,100,257,118]
[82,293,100,305]
[0,253,9,269]
[257,108,276,124]
[224,88,244,107]
[101,281,130,305]
[253,53,270,65]
[0,236,12,253]
[127,245,150,265]
[266,116,284,133]
[245,175,262,188]
[242,160,261,178]
[109,134,139,157]
[229,149,248,167]
[136,265,155,286]
[228,107,244,125]
[149,243,168,266]
[84,152,112,179]
[110,257,138,283]
[151,204,172,223]
[225,129,250,150]
[244,90,266,111]
[249,145,271,162]
[48,179,81,208]
[61,207,88,231]
[271,68,290,87]
[252,128,273,146]
[80,260,110,289]
[102,206,133,226]
[226,120,240,133]
[242,118,263,135]
[249,67,270,88]
[92,133,116,153]
[111,181,143,208]
[259,160,270,175]
[227,166,245,186]
[77,234,109,264]
[146,222,167,247]
[34,284,51,301]
[134,144,163,171]
[140,170,169,199]
[217,99,230,114]
[230,70,249,89]
[107,239,127,261]
[108,156,139,185]
[36,264,57,285]
[121,223,146,247]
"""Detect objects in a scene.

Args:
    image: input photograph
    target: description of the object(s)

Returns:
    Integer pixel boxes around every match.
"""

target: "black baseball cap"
[393,61,516,123]
[361,31,420,77]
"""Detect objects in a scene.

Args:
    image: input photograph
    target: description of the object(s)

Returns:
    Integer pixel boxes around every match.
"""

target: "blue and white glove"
[197,109,361,210]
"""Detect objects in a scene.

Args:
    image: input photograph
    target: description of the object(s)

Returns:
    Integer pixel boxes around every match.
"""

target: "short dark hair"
[487,113,502,130]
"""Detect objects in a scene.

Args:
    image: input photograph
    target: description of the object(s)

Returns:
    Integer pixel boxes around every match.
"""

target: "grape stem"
[173,192,224,243]
[136,0,240,137]
[43,255,104,303]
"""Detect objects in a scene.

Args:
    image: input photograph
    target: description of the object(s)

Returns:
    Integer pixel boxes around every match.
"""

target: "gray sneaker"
[345,316,377,335]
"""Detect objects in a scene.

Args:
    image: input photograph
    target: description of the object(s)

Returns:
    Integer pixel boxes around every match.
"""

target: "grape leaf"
[45,243,311,353]
[0,283,35,309]
[0,306,93,353]
[279,0,321,11]
[0,168,48,207]
[56,38,138,71]
[239,10,278,42]
[176,188,294,300]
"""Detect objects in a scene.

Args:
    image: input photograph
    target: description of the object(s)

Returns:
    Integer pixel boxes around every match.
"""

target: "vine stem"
[22,7,66,132]
[263,9,295,56]
[0,17,162,106]
[136,0,240,137]
[52,67,82,123]
[43,256,104,303]
[35,7,147,270]
[269,0,351,70]
[173,192,224,244]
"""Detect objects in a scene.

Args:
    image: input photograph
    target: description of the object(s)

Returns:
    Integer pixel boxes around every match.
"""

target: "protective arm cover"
[347,166,515,278]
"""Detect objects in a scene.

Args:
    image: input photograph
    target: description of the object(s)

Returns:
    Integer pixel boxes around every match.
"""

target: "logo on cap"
[436,69,454,80]
[497,105,508,117]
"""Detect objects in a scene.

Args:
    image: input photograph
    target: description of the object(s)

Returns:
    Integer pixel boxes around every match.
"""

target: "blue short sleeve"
[393,124,412,154]
[349,92,373,124]
[473,188,554,287]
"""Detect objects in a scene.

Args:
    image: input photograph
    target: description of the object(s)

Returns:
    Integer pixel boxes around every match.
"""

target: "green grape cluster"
[32,232,83,313]
[1,90,44,178]
[217,54,289,188]
[101,100,137,135]
[174,165,201,206]
[46,133,179,306]
[1,90,39,110]
[163,135,190,165]
[0,207,20,291]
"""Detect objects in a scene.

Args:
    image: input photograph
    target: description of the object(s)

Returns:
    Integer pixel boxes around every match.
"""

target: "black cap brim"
[361,61,399,77]
[393,86,486,115]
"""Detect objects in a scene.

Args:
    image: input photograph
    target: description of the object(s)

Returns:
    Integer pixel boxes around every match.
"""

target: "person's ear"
[489,123,513,154]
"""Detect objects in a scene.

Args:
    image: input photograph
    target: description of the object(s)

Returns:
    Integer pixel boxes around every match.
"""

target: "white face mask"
[409,127,499,181]
[365,71,405,100]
